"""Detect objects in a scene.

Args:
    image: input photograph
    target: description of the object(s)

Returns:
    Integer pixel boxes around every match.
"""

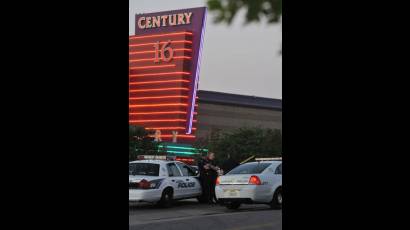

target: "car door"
[175,162,201,197]
[273,163,282,188]
[254,165,275,202]
[166,163,185,199]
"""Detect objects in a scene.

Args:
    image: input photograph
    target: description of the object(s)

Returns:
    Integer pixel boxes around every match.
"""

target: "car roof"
[129,160,180,165]
[246,161,282,166]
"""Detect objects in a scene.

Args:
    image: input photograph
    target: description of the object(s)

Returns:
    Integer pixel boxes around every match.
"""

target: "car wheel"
[158,188,173,208]
[270,187,282,210]
[226,202,241,210]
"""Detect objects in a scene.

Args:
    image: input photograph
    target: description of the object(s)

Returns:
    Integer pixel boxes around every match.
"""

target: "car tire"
[270,187,282,210]
[226,202,241,210]
[158,188,173,208]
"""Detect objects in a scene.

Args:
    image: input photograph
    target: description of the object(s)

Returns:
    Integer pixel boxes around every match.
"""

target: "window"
[275,164,282,175]
[176,162,195,176]
[228,162,271,175]
[167,163,182,177]
[129,163,160,176]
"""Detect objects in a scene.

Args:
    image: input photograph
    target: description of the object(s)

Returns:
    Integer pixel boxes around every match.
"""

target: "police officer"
[198,152,219,204]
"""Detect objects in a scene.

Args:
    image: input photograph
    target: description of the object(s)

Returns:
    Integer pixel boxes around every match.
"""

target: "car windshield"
[227,162,271,175]
[129,163,159,176]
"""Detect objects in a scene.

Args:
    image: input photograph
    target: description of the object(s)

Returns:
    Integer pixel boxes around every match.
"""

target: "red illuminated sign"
[130,8,206,144]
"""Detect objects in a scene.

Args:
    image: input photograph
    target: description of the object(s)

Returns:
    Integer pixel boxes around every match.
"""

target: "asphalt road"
[129,199,282,230]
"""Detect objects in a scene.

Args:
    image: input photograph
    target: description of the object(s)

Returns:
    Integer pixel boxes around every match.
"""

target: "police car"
[129,155,202,207]
[215,158,282,210]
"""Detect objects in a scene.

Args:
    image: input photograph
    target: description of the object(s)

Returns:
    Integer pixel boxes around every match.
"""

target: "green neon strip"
[166,150,196,155]
[158,145,195,150]
[158,145,208,152]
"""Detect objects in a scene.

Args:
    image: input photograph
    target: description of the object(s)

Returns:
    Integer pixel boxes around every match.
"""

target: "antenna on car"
[240,155,255,164]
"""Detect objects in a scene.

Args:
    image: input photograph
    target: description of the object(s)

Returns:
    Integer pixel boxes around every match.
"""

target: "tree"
[207,0,282,54]
[205,127,282,165]
[129,125,159,161]
[207,0,282,25]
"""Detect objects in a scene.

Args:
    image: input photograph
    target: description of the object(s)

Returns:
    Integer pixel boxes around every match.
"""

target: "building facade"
[196,90,282,140]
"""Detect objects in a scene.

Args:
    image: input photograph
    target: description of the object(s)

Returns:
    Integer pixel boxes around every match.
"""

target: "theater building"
[129,7,281,161]
[196,90,282,140]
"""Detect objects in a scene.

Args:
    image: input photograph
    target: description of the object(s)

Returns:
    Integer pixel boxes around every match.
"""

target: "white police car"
[215,158,282,210]
[129,156,202,207]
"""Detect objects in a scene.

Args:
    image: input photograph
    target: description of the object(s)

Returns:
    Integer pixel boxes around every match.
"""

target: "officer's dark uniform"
[198,157,218,203]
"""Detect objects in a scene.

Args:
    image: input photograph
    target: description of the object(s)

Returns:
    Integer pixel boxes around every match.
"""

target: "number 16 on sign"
[153,40,174,63]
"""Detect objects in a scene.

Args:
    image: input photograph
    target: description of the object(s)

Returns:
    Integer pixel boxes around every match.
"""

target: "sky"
[130,0,282,99]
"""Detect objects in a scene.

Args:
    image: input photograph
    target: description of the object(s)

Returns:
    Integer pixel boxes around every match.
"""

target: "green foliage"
[129,125,159,161]
[201,127,282,165]
[207,0,282,24]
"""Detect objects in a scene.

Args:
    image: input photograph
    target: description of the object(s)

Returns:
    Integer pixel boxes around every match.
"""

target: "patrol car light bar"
[166,156,195,162]
[166,156,176,161]
[175,157,195,162]
[137,155,196,164]
[138,155,167,160]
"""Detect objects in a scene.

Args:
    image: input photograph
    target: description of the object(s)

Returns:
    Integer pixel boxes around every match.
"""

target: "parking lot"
[129,199,282,230]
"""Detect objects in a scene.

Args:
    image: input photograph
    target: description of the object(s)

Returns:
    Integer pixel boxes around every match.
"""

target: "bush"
[201,127,282,165]
[129,125,158,161]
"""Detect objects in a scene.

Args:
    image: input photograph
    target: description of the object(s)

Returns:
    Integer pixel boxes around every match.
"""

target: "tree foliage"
[201,127,282,165]
[129,125,158,161]
[207,0,282,25]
